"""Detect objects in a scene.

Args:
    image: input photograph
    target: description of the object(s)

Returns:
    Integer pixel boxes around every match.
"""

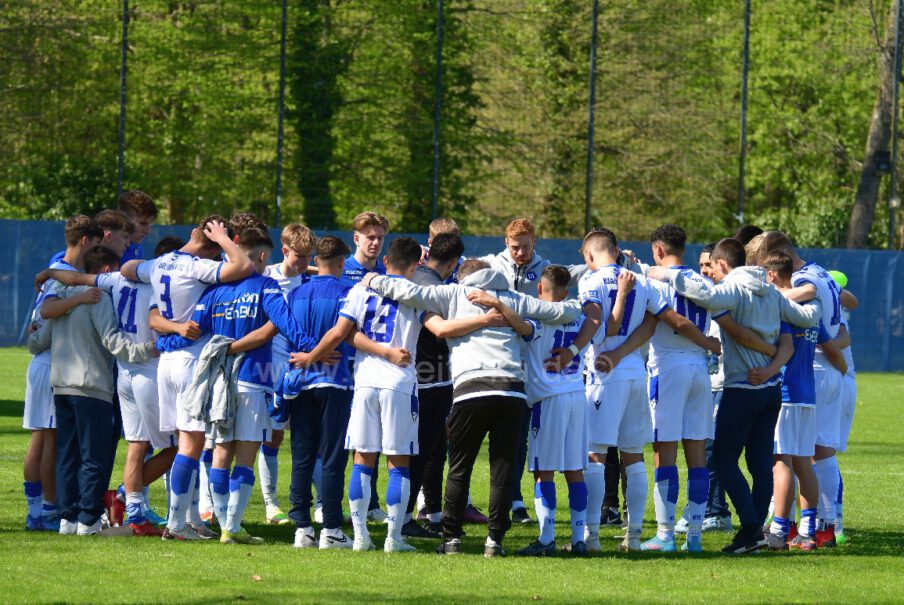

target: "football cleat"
[464,505,490,524]
[583,530,602,552]
[835,531,848,545]
[516,539,556,557]
[721,527,766,555]
[789,534,817,551]
[144,506,168,528]
[674,516,690,534]
[640,536,677,552]
[401,519,441,539]
[103,490,125,527]
[266,505,292,526]
[294,527,317,549]
[320,528,353,549]
[76,519,102,536]
[353,536,376,551]
[384,537,417,553]
[436,538,461,555]
[221,528,264,545]
[682,535,703,553]
[129,521,164,537]
[618,530,642,552]
[601,506,623,526]
[25,514,44,531]
[161,526,202,541]
[702,515,733,532]
[765,532,789,551]
[816,526,837,549]
[59,519,78,535]
[484,540,506,558]
[188,522,217,540]
[511,507,532,525]
[367,508,388,524]
[41,516,60,532]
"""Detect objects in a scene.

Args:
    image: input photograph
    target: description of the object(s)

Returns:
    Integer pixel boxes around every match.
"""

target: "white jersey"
[136,251,222,357]
[523,315,597,404]
[264,262,304,299]
[648,267,711,374]
[95,271,158,372]
[792,262,841,371]
[338,280,421,393]
[32,259,80,363]
[578,264,669,381]
[840,312,855,378]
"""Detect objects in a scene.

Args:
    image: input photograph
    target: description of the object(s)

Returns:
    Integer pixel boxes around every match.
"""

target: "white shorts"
[649,364,713,442]
[24,355,55,430]
[586,377,651,453]
[814,368,843,449]
[528,391,587,472]
[345,386,419,456]
[212,390,272,444]
[774,404,816,457]
[837,374,857,453]
[158,354,206,433]
[118,365,176,450]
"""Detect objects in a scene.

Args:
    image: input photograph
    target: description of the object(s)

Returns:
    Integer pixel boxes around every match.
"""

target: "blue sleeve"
[780,321,793,335]
[262,285,318,352]
[193,286,216,336]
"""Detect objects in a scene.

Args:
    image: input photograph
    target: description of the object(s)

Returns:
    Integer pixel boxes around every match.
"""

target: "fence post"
[737,0,751,226]
[117,0,129,196]
[585,0,600,234]
[890,0,903,249]
[275,0,289,228]
[431,0,445,221]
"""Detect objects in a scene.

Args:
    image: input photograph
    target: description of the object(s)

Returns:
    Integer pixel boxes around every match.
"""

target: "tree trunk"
[848,1,900,248]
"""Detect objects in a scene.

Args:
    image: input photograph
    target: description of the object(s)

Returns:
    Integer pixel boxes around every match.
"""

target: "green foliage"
[0,1,897,246]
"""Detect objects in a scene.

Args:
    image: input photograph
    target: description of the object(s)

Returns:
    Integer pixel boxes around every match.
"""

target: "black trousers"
[55,395,115,525]
[603,446,625,510]
[712,384,782,528]
[288,387,352,529]
[443,395,524,543]
[407,385,452,515]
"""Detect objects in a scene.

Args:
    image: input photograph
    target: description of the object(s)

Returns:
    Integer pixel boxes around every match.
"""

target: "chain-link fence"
[0,1,900,247]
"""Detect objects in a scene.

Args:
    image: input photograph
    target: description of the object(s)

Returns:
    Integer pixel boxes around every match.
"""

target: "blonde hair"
[352,211,390,233]
[744,232,768,266]
[281,223,315,251]
[505,218,536,239]
[428,217,460,238]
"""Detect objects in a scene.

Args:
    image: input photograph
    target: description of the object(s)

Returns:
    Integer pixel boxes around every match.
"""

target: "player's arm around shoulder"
[27,320,52,355]
[90,294,157,364]
[779,293,820,328]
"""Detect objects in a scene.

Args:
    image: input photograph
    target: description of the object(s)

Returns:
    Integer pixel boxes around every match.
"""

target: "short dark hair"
[84,246,121,274]
[541,265,571,290]
[711,238,745,270]
[733,224,763,246]
[197,214,233,248]
[701,242,716,255]
[238,227,274,252]
[118,190,158,219]
[385,237,422,269]
[154,236,185,257]
[230,212,267,237]
[64,215,103,246]
[316,235,351,261]
[95,209,134,235]
[650,224,686,256]
[457,259,490,282]
[761,251,793,280]
[427,233,464,264]
[583,227,618,253]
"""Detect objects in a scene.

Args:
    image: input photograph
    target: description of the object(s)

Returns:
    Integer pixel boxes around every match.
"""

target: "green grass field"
[0,347,902,604]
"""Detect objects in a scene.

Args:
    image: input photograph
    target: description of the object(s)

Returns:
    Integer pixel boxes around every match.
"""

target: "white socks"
[625,461,648,533]
[584,462,606,537]
[814,456,840,528]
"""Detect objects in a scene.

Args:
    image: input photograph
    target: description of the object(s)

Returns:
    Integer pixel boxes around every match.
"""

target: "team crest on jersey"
[526,271,537,281]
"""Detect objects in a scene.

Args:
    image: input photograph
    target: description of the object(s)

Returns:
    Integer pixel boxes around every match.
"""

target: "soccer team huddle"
[21,190,858,557]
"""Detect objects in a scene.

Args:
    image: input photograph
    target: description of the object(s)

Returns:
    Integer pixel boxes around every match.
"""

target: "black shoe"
[511,507,532,525]
[436,538,462,555]
[402,519,441,539]
[721,526,767,555]
[484,541,507,558]
[569,541,589,557]
[515,539,556,557]
[425,520,443,534]
[601,506,623,526]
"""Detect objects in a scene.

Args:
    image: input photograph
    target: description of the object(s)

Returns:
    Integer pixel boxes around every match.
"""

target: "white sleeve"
[338,286,365,328]
[190,258,223,285]
[135,260,154,284]
[644,280,670,315]
[94,272,120,294]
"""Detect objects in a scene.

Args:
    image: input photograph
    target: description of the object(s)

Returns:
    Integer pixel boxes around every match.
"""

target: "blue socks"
[535,481,557,545]
[24,481,42,519]
[686,466,709,539]
[349,464,373,542]
[654,465,679,541]
[386,467,410,542]
[227,466,255,534]
[567,481,587,545]
[167,454,198,530]
[210,467,230,527]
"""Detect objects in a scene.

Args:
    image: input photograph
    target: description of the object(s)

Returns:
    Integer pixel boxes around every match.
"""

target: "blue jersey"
[49,250,65,265]
[285,275,355,389]
[120,242,144,263]
[160,274,317,389]
[342,255,386,283]
[780,321,832,407]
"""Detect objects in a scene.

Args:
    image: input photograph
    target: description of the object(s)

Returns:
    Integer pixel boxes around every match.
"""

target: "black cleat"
[721,526,767,555]
[563,541,589,557]
[511,507,532,525]
[436,538,462,555]
[516,539,556,557]
[402,519,441,539]
[601,506,623,526]
[425,520,444,534]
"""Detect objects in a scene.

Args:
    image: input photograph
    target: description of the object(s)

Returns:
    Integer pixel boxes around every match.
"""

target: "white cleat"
[59,519,78,535]
[384,537,417,553]
[313,505,324,525]
[76,519,102,536]
[187,522,217,540]
[353,536,376,551]
[319,528,353,549]
[618,530,642,552]
[367,508,388,524]
[294,527,318,549]
[583,529,602,552]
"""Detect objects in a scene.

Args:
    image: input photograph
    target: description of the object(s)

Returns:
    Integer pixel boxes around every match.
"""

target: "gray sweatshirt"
[27,286,157,403]
[367,268,581,395]
[477,250,586,298]
[666,266,820,389]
